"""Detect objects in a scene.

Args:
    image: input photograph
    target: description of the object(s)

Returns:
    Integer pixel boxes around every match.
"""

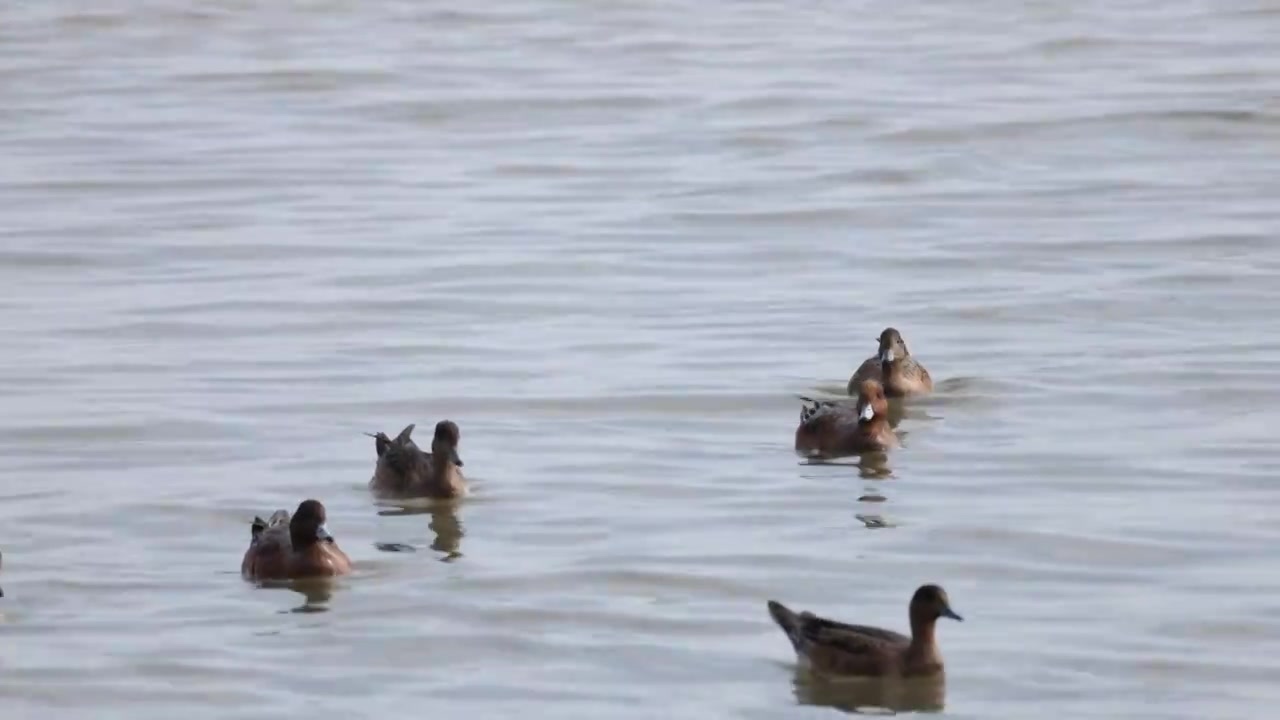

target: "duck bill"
[858,403,875,422]
[316,523,334,543]
[879,348,895,363]
[450,448,464,467]
[941,606,963,622]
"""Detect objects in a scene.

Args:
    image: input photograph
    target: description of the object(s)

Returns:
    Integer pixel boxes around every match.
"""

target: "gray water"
[3,2,1280,718]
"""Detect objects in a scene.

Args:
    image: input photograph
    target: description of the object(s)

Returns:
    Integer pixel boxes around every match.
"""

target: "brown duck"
[848,327,933,398]
[241,499,352,581]
[367,420,467,499]
[767,584,962,678]
[795,379,898,457]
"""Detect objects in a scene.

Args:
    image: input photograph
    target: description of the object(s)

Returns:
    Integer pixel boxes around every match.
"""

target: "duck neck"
[290,527,319,549]
[429,458,465,494]
[858,417,887,435]
[908,613,938,652]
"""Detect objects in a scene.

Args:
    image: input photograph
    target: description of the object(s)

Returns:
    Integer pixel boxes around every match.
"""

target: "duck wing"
[365,431,393,458]
[370,442,434,495]
[248,510,291,549]
[848,356,883,391]
[243,510,292,579]
[907,359,933,389]
[799,612,910,646]
[795,612,910,676]
[797,396,861,433]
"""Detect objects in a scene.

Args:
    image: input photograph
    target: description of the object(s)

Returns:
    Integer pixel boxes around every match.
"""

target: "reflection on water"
[250,578,335,614]
[799,452,894,481]
[376,502,465,561]
[857,453,893,480]
[2,1,1280,717]
[854,514,892,530]
[287,582,333,614]
[793,671,946,715]
[428,506,464,560]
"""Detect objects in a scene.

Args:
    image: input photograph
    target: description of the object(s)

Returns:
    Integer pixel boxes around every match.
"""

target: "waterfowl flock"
[778,327,957,680]
[4,326,952,691]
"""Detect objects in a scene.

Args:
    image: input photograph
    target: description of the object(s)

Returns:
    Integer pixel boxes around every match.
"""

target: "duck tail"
[767,600,804,649]
[365,431,393,457]
[796,395,837,425]
[251,510,291,542]
[394,424,416,445]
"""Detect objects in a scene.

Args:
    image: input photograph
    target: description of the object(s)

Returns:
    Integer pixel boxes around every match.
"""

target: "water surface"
[2,2,1280,718]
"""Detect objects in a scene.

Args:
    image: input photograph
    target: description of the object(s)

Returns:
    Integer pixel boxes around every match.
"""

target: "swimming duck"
[367,420,466,499]
[796,380,898,457]
[241,499,352,580]
[767,584,962,678]
[848,327,932,398]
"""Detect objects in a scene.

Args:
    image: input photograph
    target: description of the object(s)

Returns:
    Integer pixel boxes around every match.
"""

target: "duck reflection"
[427,504,463,559]
[856,452,893,480]
[285,580,334,614]
[377,502,465,561]
[793,671,946,714]
[799,451,894,481]
[885,400,907,429]
[252,577,335,614]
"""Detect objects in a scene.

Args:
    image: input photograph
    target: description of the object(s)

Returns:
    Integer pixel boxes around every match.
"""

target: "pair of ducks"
[794,327,931,457]
[240,420,464,581]
[776,328,960,679]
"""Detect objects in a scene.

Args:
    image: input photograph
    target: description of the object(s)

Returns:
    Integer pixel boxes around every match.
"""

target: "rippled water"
[3,2,1280,718]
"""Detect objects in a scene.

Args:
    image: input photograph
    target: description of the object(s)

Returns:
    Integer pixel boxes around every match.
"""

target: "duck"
[848,327,932,398]
[367,420,466,499]
[796,380,898,457]
[766,584,962,678]
[241,499,352,581]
